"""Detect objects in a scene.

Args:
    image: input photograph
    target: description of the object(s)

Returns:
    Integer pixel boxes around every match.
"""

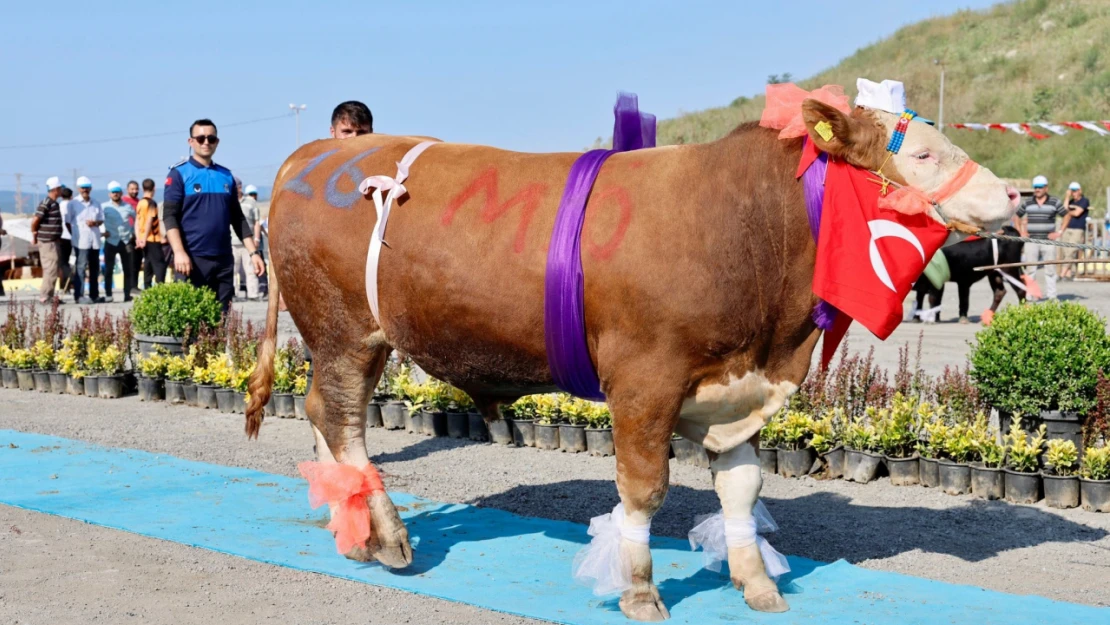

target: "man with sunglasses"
[163,119,264,312]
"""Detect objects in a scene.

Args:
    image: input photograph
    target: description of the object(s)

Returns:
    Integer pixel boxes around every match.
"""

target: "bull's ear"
[802,99,886,170]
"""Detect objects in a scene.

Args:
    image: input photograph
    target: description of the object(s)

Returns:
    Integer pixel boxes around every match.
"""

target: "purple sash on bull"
[544,93,656,401]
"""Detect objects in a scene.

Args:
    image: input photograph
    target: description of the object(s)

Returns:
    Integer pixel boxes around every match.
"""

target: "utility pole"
[31,183,39,209]
[72,168,79,188]
[933,58,945,133]
[13,173,22,215]
[289,103,307,147]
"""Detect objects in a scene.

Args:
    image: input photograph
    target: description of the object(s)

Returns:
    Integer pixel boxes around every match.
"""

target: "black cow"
[911,226,1026,324]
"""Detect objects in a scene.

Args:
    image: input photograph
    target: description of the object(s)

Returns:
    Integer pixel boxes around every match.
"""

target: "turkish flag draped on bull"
[813,159,949,365]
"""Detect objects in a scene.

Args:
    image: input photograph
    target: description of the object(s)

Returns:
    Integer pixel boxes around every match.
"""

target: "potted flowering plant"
[585,402,614,457]
[1043,439,1080,509]
[1080,446,1110,512]
[136,349,169,402]
[778,410,816,478]
[939,422,977,496]
[163,352,193,405]
[877,394,921,486]
[844,411,882,483]
[970,416,1005,501]
[510,395,537,447]
[11,347,35,391]
[209,352,238,414]
[917,418,949,489]
[533,394,561,450]
[1004,418,1046,504]
[759,417,782,475]
[558,395,589,453]
[31,340,54,392]
[810,408,844,479]
[292,364,309,419]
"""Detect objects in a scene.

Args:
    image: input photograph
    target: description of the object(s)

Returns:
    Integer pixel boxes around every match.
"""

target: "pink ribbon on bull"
[298,461,386,555]
[874,159,981,216]
[759,83,851,139]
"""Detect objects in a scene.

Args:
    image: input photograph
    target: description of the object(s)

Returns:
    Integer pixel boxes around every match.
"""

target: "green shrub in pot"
[844,414,878,452]
[809,410,839,455]
[970,301,1110,416]
[1081,446,1110,481]
[533,394,561,425]
[129,282,222,339]
[779,411,814,451]
[973,423,1005,469]
[876,394,918,458]
[918,419,949,460]
[943,422,977,464]
[759,416,783,449]
[584,402,612,429]
[1005,418,1046,473]
[1046,439,1079,476]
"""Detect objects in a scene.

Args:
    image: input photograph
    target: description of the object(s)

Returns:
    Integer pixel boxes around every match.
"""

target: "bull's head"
[800,98,1019,237]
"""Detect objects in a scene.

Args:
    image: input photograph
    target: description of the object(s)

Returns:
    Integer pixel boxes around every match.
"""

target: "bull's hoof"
[368,538,413,569]
[959,316,970,325]
[619,586,670,622]
[343,544,375,562]
[744,589,789,613]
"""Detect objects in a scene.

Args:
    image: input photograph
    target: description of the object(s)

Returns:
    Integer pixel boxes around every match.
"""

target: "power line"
[0,113,292,151]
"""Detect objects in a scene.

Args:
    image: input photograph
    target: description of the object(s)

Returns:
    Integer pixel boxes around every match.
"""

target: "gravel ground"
[2,389,1109,624]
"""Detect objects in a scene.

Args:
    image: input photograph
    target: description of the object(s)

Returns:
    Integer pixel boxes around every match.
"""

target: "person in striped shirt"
[1014,175,1067,301]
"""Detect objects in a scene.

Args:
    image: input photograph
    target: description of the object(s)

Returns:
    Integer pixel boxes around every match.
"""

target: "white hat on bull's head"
[854,78,906,115]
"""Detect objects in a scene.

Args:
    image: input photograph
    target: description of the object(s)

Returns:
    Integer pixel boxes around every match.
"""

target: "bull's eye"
[913,151,931,161]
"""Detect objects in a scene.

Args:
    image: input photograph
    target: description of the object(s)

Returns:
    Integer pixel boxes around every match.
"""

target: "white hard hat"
[107,180,123,192]
[76,176,92,188]
[45,176,63,191]
[1032,175,1048,188]
[1068,181,1081,191]
[244,184,258,195]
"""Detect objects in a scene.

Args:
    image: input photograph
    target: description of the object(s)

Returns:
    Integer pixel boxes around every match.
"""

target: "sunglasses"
[191,134,220,145]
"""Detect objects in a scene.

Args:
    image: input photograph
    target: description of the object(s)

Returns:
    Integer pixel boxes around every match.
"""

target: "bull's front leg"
[710,439,789,613]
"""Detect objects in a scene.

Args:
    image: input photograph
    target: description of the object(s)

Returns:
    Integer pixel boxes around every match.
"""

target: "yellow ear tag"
[815,120,835,142]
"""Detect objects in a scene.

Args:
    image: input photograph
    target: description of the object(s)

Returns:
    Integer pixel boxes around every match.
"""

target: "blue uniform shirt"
[163,157,241,258]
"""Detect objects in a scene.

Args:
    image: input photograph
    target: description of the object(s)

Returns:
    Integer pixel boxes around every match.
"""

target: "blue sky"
[1,0,1001,197]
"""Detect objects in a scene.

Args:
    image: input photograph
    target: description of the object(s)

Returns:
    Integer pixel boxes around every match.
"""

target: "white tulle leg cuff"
[688,500,790,579]
[571,503,650,596]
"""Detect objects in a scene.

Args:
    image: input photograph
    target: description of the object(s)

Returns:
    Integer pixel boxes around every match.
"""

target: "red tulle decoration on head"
[760,83,851,139]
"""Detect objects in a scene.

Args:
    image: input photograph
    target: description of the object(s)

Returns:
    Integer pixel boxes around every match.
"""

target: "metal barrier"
[1077,218,1110,279]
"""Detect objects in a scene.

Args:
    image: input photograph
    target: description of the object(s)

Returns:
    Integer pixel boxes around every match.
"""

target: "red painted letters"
[442,168,549,253]
[585,186,633,260]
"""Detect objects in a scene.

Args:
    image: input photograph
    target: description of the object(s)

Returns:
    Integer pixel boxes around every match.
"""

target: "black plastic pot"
[559,424,587,453]
[446,411,469,439]
[16,369,35,391]
[380,401,405,429]
[134,333,185,358]
[845,450,883,483]
[535,423,560,450]
[886,455,920,486]
[216,389,237,413]
[778,447,816,478]
[512,419,536,447]
[1,367,17,389]
[468,412,490,442]
[759,447,778,475]
[1004,469,1042,504]
[404,408,419,434]
[366,402,384,428]
[1040,411,1084,462]
[197,384,218,409]
[1042,473,1080,509]
[183,383,198,406]
[232,392,247,414]
[165,380,187,404]
[1080,478,1110,512]
[919,457,940,488]
[49,371,67,394]
[138,376,165,402]
[671,437,710,468]
[83,375,100,397]
[429,411,449,437]
[970,464,1005,500]
[66,375,84,396]
[489,418,513,446]
[586,428,614,457]
[99,375,125,398]
[33,370,51,392]
[293,395,307,420]
[822,446,845,479]
[938,460,971,495]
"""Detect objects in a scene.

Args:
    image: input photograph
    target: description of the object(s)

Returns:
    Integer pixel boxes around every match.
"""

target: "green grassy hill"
[654,0,1110,216]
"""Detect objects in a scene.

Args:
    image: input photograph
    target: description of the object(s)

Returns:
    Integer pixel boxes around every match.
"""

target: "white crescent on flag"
[867,219,925,292]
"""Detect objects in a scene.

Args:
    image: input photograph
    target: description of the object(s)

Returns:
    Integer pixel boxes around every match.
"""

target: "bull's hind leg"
[606,385,683,622]
[306,341,413,568]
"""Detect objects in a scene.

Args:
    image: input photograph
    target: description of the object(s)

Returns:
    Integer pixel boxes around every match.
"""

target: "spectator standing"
[57,186,74,293]
[234,184,261,300]
[1056,181,1090,280]
[163,119,264,312]
[124,180,143,288]
[329,100,373,138]
[31,176,66,303]
[135,178,168,287]
[102,180,137,302]
[1015,174,1067,301]
[70,177,104,304]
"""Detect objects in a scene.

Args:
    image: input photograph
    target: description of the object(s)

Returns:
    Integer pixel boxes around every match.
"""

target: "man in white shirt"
[70,176,105,304]
[58,186,75,294]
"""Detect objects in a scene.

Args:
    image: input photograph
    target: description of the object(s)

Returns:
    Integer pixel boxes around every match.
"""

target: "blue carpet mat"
[0,430,1104,624]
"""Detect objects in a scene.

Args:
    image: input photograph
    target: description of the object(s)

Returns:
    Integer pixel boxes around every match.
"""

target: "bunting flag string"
[947,120,1110,139]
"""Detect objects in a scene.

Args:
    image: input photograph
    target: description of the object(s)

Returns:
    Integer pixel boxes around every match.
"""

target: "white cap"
[244,184,258,195]
[45,176,63,191]
[1032,175,1048,188]
[855,78,906,115]
[107,180,123,192]
[1068,181,1081,190]
[76,176,92,188]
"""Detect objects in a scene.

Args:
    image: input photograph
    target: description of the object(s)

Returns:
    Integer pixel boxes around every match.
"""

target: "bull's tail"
[245,264,280,439]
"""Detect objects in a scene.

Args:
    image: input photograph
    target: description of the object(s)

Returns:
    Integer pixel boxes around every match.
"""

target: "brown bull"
[246,97,1017,621]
